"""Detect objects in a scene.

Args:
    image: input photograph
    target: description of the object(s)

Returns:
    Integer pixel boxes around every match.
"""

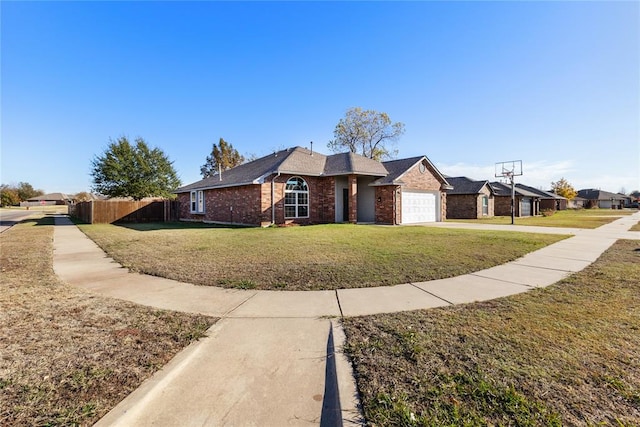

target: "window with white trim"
[190,190,204,214]
[284,177,309,218]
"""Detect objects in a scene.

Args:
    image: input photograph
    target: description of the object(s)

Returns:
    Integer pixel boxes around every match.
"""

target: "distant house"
[490,182,541,217]
[568,196,587,209]
[515,184,568,211]
[576,189,627,209]
[21,192,70,207]
[445,177,494,219]
[174,146,451,226]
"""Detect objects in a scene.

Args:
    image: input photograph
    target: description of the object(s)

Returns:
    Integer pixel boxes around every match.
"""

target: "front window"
[284,177,309,218]
[190,190,204,213]
[482,196,489,215]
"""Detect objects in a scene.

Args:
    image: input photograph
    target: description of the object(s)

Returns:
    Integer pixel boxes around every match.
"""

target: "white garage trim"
[401,190,439,223]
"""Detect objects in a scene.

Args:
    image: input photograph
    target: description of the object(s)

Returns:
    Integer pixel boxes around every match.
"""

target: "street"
[0,209,35,233]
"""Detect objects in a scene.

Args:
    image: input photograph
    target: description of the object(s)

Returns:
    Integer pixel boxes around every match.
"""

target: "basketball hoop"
[495,160,523,180]
[495,160,523,225]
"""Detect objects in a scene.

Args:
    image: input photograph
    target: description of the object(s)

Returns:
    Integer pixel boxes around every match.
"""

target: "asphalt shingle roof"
[446,177,489,195]
[490,182,540,198]
[577,189,628,201]
[516,184,567,200]
[324,152,388,176]
[176,146,392,193]
[26,192,69,201]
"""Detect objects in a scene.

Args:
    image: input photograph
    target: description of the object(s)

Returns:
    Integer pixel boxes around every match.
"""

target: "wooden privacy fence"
[70,200,180,224]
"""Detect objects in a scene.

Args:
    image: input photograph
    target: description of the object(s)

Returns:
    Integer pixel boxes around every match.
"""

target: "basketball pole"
[510,173,515,225]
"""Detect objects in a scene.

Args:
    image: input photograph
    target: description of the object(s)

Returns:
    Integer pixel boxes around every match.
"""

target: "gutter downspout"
[271,171,281,226]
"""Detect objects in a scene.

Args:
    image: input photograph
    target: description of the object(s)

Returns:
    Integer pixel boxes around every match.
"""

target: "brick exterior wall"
[398,160,447,221]
[447,187,494,219]
[447,194,481,219]
[178,185,263,225]
[178,174,337,227]
[270,174,334,226]
[348,175,357,223]
[540,199,558,211]
[375,186,399,224]
[494,195,530,217]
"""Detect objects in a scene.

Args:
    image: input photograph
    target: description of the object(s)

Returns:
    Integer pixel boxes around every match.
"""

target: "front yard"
[77,223,566,291]
[343,239,640,425]
[0,215,217,426]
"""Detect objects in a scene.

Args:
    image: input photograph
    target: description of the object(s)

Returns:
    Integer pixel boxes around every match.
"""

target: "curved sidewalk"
[53,213,640,318]
[51,213,640,427]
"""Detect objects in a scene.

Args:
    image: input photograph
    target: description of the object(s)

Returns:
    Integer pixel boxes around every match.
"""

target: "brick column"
[348,174,357,223]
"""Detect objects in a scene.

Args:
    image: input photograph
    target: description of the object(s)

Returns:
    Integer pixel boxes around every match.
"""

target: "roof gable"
[374,156,450,187]
[446,177,490,195]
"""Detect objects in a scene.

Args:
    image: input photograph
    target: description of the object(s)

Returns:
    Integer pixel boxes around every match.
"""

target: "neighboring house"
[620,194,635,208]
[490,182,541,217]
[568,196,587,209]
[21,192,70,206]
[577,189,627,209]
[515,184,568,211]
[174,146,451,226]
[445,177,494,219]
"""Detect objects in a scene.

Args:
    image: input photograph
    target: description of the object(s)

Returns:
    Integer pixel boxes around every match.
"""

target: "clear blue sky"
[2,1,639,194]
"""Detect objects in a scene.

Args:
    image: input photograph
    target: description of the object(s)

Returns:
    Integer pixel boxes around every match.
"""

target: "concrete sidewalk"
[51,212,640,426]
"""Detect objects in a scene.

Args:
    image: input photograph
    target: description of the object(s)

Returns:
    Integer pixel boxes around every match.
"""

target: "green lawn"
[449,208,633,228]
[343,239,640,425]
[77,223,566,291]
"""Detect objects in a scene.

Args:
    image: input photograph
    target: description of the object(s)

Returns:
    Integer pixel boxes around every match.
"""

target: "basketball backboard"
[495,160,523,179]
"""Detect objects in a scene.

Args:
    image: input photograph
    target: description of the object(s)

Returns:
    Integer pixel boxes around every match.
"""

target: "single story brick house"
[445,177,494,219]
[490,181,542,217]
[21,192,70,207]
[516,184,568,211]
[577,189,627,209]
[174,146,451,226]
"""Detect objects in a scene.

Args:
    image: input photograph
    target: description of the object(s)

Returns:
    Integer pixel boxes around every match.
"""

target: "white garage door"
[402,191,437,223]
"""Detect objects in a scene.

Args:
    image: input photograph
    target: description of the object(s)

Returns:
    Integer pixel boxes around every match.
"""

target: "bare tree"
[328,107,405,160]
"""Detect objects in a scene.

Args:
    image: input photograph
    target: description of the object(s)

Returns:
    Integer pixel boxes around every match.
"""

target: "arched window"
[284,177,309,218]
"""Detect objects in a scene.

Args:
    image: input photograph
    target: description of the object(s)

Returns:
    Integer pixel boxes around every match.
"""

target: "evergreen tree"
[91,136,181,200]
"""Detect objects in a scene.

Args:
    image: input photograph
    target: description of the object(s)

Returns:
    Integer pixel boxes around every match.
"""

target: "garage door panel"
[402,191,437,223]
[521,198,531,217]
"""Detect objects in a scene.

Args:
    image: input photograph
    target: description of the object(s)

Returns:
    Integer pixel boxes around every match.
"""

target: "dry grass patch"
[78,223,566,291]
[343,239,640,426]
[0,215,216,426]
